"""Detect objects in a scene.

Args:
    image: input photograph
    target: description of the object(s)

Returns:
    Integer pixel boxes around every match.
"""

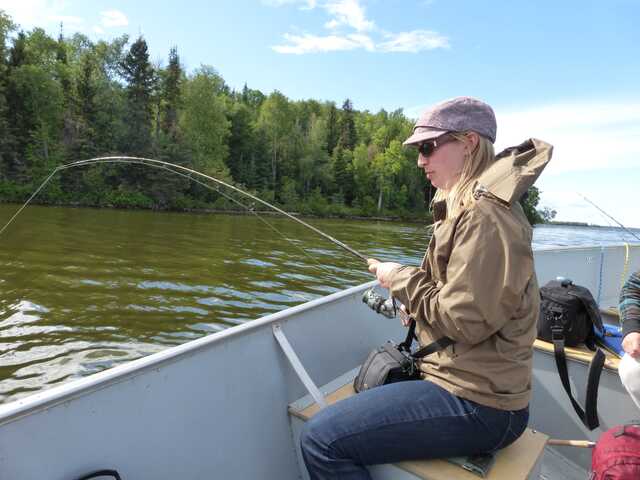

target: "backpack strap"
[551,316,605,431]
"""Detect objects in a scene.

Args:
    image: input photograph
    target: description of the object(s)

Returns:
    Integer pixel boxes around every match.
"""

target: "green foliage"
[279,176,299,208]
[257,90,293,193]
[521,186,554,225]
[180,66,230,179]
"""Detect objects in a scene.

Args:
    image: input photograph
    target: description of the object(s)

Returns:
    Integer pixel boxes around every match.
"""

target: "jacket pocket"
[451,341,473,358]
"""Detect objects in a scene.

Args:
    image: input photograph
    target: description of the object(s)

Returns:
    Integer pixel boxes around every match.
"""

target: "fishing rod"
[0,156,369,263]
[578,193,640,243]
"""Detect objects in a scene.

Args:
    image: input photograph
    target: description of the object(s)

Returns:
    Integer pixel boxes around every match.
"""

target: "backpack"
[591,422,640,479]
[538,279,606,430]
[538,278,603,348]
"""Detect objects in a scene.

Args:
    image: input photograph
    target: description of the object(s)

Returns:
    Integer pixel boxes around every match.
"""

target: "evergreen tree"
[326,102,339,155]
[160,46,181,140]
[120,36,155,156]
[331,146,354,204]
[227,102,258,187]
[149,47,189,207]
[338,98,357,151]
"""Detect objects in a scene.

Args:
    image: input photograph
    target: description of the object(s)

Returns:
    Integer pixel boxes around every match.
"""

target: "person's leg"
[300,380,528,480]
[619,353,640,410]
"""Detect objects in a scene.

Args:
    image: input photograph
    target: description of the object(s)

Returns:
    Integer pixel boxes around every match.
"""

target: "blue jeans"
[300,380,528,480]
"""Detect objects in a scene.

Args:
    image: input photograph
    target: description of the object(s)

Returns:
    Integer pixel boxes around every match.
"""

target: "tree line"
[0,12,550,224]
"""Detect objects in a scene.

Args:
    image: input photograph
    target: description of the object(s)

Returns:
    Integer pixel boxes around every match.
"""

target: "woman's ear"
[465,132,480,152]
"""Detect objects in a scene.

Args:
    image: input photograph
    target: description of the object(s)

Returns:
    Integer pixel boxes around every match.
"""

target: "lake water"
[0,204,638,403]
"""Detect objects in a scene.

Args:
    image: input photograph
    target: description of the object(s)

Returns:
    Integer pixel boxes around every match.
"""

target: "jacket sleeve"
[620,271,640,338]
[388,204,533,345]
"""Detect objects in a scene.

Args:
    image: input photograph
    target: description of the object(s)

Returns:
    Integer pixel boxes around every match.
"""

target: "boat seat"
[288,369,548,480]
[533,339,621,371]
[600,307,620,319]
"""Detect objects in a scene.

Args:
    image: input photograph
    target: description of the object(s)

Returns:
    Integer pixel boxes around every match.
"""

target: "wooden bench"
[288,370,548,480]
[533,338,621,371]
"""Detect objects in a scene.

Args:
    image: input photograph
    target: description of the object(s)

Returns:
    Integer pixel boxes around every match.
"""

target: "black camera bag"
[354,320,453,393]
[538,279,603,348]
[538,279,605,430]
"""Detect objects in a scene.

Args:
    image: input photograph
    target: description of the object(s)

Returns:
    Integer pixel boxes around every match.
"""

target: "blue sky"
[2,0,639,227]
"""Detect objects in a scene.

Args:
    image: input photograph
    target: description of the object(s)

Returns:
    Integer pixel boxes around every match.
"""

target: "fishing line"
[122,159,341,277]
[578,192,640,243]
[0,156,369,268]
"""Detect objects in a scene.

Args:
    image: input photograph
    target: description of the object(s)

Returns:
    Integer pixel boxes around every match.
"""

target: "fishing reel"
[362,288,396,319]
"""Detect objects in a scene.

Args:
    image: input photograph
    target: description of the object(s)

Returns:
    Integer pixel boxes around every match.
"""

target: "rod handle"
[547,438,596,448]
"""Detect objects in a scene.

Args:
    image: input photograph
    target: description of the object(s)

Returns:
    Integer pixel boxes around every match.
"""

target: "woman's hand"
[399,304,412,327]
[367,258,402,289]
[623,332,640,358]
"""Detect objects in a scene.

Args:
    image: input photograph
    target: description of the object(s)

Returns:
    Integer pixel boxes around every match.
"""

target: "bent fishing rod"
[0,156,369,263]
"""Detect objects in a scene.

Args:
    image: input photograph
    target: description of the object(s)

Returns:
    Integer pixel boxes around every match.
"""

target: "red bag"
[591,422,640,479]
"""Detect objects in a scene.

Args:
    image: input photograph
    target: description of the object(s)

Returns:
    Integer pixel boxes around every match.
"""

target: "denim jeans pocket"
[490,409,529,452]
[471,403,529,453]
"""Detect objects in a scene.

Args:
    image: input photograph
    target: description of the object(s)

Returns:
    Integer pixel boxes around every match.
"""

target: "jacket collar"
[475,138,553,206]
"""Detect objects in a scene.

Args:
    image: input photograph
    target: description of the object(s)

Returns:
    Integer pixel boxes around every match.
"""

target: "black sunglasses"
[417,134,456,156]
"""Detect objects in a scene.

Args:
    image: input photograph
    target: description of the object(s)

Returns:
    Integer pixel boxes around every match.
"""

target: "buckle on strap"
[551,325,564,342]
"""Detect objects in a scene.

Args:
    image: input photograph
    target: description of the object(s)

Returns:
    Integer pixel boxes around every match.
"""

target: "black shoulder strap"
[398,318,417,352]
[551,323,604,430]
[398,318,455,358]
[413,336,455,358]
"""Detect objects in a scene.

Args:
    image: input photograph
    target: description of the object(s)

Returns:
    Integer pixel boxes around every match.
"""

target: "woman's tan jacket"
[388,139,553,411]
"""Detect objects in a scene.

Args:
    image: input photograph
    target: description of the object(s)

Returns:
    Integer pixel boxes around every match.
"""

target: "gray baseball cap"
[403,96,497,146]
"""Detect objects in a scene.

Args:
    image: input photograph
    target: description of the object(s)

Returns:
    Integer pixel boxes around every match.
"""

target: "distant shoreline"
[543,221,640,230]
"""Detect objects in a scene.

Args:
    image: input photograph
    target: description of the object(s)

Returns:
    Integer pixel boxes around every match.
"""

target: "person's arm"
[620,271,640,357]
[386,205,533,345]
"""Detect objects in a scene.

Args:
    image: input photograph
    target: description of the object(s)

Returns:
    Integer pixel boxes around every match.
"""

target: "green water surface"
[0,204,428,403]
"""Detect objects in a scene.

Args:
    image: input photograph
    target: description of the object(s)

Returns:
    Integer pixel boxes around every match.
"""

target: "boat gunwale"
[532,242,640,253]
[0,279,378,425]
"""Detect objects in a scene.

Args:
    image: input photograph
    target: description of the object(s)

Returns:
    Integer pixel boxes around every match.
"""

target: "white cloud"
[272,32,374,54]
[269,0,448,54]
[323,0,374,32]
[100,10,128,28]
[378,30,450,52]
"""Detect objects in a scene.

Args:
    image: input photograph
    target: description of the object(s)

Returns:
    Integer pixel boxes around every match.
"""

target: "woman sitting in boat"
[618,270,640,409]
[300,96,553,479]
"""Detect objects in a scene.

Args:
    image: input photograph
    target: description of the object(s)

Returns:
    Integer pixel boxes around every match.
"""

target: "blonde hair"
[432,132,496,219]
